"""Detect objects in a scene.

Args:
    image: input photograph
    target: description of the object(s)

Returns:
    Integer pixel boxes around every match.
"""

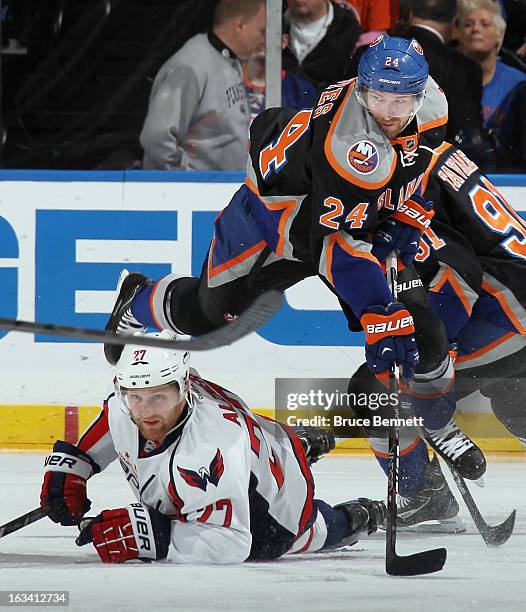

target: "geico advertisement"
[0,173,524,407]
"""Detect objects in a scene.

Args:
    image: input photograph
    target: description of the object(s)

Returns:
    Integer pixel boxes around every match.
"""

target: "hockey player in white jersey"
[40,331,385,564]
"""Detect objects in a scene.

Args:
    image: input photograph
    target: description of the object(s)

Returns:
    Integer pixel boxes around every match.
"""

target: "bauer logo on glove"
[75,503,171,564]
[372,194,434,266]
[360,303,419,383]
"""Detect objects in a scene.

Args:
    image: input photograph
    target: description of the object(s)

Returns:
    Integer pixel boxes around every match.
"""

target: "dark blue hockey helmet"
[356,35,429,118]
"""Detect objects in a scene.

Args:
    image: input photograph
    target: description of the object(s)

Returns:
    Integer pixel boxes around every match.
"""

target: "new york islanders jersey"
[416,144,526,363]
[77,373,315,564]
[208,76,448,322]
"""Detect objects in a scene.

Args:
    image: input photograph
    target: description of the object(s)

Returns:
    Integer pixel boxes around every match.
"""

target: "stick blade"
[386,547,447,576]
[448,465,517,547]
[481,509,516,547]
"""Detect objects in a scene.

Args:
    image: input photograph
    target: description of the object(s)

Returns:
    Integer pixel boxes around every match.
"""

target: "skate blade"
[474,476,485,488]
[116,269,130,293]
[397,515,466,534]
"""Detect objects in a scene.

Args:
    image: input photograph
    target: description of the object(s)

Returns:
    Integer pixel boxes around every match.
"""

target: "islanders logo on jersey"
[347,140,380,175]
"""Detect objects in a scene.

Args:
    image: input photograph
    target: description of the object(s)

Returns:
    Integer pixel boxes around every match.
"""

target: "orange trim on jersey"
[323,81,398,190]
[335,232,379,263]
[149,279,164,330]
[418,114,448,133]
[430,267,473,316]
[481,280,526,334]
[420,141,452,194]
[208,236,267,279]
[324,233,380,286]
[245,176,296,257]
[372,436,421,459]
[455,331,516,364]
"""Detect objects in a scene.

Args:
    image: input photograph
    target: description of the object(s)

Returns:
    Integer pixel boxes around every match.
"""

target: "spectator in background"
[140,0,266,171]
[341,1,400,47]
[458,0,526,167]
[243,19,318,121]
[283,0,361,89]
[406,0,495,168]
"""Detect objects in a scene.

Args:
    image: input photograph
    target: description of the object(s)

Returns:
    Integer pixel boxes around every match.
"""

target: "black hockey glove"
[293,426,336,464]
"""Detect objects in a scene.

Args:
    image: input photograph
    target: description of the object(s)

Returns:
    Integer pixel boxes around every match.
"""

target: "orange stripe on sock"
[149,279,164,330]
[372,436,421,459]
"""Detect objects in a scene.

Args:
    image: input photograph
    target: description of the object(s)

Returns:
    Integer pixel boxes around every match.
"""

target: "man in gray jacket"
[141,0,266,171]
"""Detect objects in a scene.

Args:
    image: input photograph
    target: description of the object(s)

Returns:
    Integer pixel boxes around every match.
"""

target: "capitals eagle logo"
[177,448,225,491]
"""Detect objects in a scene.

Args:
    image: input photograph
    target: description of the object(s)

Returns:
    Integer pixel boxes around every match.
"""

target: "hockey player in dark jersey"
[348,144,526,530]
[103,36,485,482]
[40,332,384,564]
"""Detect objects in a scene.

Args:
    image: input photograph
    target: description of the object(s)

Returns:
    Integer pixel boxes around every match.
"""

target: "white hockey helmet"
[115,330,191,407]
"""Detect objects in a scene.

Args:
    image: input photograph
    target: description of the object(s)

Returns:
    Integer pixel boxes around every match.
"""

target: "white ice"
[0,453,524,612]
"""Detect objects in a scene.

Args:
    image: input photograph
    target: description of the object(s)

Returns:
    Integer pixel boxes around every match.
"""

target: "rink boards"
[0,170,525,451]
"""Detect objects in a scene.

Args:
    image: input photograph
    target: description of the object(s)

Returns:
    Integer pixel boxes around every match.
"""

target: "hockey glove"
[40,440,97,526]
[336,498,386,536]
[360,303,418,384]
[75,503,171,564]
[372,194,434,266]
[293,426,336,464]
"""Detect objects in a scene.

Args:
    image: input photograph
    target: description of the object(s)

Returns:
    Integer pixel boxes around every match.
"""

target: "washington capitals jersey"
[208,75,448,322]
[77,373,315,564]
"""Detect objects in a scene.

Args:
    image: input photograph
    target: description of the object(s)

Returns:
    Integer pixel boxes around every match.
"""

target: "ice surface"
[0,453,524,611]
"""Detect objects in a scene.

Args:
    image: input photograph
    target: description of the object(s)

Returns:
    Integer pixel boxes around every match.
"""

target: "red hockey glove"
[360,303,419,385]
[76,503,171,564]
[40,440,97,526]
[372,195,434,266]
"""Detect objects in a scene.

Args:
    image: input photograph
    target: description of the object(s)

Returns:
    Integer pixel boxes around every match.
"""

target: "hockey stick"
[0,290,283,351]
[444,462,516,546]
[384,253,447,576]
[0,507,47,539]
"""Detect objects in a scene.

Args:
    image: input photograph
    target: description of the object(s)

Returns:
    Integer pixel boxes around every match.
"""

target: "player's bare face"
[366,90,414,139]
[127,384,185,443]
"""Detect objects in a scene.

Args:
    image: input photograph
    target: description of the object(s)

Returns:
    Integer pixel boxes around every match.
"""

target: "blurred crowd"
[1,0,525,171]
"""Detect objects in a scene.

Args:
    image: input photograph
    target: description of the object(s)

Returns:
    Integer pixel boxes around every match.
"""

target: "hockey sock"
[374,436,429,497]
[130,284,159,329]
[407,357,456,430]
[315,499,353,548]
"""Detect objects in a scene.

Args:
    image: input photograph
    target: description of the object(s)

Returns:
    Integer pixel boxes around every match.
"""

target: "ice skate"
[104,269,151,365]
[425,418,486,480]
[396,454,465,533]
